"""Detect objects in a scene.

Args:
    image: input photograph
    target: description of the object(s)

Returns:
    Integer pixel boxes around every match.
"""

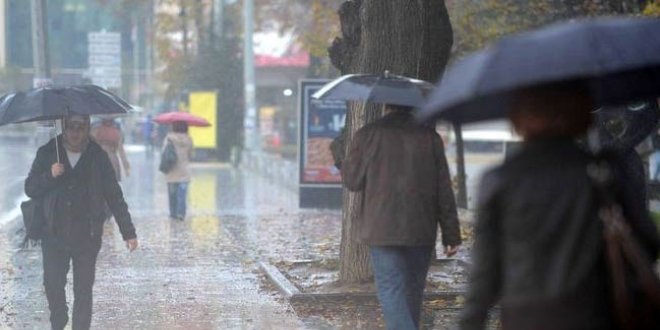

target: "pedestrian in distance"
[162,121,193,221]
[340,104,462,330]
[142,114,155,156]
[459,84,660,330]
[591,101,660,209]
[25,114,138,330]
[91,118,130,181]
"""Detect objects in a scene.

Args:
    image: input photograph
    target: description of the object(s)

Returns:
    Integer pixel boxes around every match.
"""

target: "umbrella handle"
[55,120,61,163]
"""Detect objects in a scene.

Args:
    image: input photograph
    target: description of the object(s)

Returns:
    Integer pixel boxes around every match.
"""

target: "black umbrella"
[0,84,131,125]
[0,84,132,163]
[312,71,434,108]
[417,17,660,124]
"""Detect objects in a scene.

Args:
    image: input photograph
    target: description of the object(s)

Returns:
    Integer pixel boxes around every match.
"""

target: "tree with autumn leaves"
[327,0,657,284]
[450,0,652,57]
[96,0,657,283]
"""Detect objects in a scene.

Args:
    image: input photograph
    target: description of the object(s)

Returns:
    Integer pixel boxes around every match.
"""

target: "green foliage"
[651,211,660,233]
[300,1,340,58]
[449,1,552,56]
[255,0,340,76]
[643,0,660,16]
[449,0,644,58]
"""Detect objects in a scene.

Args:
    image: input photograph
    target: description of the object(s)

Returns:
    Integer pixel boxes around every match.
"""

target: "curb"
[259,261,466,305]
[259,261,301,297]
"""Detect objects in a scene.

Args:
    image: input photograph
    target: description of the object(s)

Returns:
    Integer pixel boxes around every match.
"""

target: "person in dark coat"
[341,105,462,330]
[592,100,660,209]
[25,115,138,330]
[459,84,660,330]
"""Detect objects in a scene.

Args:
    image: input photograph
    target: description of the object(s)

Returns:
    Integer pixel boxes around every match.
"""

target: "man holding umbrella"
[340,103,461,329]
[316,71,462,329]
[25,114,138,330]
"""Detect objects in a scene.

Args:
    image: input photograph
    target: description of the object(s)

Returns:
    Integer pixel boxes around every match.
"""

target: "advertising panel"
[299,80,347,186]
[189,91,217,149]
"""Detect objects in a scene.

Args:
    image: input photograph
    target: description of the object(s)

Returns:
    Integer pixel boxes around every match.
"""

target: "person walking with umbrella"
[153,111,208,221]
[161,121,194,221]
[91,117,131,181]
[316,72,462,330]
[341,104,461,330]
[25,114,138,330]
[415,17,660,329]
[459,84,659,329]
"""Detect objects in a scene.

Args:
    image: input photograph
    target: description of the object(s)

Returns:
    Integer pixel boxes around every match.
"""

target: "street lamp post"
[31,0,51,87]
[31,0,54,146]
[243,0,258,151]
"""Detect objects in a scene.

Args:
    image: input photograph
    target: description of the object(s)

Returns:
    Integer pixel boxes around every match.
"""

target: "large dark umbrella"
[0,85,132,162]
[312,71,434,108]
[417,17,660,124]
[0,84,131,125]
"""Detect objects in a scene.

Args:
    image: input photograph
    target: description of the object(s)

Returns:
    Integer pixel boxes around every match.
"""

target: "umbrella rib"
[312,74,361,99]
[365,75,381,104]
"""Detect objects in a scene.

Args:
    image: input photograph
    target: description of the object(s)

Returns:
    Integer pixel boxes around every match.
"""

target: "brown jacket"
[342,111,461,246]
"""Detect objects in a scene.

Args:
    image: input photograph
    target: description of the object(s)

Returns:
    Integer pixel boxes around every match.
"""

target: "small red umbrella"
[153,111,211,127]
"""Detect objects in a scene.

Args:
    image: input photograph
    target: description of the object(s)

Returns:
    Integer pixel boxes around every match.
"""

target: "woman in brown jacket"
[163,121,193,220]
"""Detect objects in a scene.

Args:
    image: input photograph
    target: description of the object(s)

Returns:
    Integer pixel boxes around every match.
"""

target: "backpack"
[159,139,178,173]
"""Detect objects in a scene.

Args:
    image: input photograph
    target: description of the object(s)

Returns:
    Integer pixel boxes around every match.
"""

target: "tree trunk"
[329,0,453,283]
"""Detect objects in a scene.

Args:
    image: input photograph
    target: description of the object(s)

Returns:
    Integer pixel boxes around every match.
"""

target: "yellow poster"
[189,91,217,148]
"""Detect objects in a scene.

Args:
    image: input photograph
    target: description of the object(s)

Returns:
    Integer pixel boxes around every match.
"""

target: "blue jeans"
[370,246,433,330]
[167,182,188,219]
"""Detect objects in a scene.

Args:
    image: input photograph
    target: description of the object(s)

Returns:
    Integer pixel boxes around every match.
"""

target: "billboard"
[299,80,347,186]
[189,91,217,149]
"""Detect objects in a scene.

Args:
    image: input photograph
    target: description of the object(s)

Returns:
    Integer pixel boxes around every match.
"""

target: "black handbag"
[20,198,45,245]
[159,139,178,173]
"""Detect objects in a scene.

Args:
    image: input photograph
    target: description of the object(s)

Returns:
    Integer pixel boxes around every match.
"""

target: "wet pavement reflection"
[0,137,480,329]
[1,139,344,329]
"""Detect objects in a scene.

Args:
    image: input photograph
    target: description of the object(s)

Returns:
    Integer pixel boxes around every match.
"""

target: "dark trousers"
[42,237,101,330]
[370,245,433,330]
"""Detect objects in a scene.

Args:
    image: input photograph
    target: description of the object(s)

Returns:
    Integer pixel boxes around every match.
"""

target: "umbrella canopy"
[312,72,434,108]
[0,85,131,125]
[417,17,660,124]
[153,111,210,127]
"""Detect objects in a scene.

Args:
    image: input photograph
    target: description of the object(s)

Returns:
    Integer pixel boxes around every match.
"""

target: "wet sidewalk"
[0,147,345,329]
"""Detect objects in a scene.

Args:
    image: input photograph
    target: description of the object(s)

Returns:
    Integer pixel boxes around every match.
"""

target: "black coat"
[594,101,660,208]
[460,139,660,330]
[25,136,136,244]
